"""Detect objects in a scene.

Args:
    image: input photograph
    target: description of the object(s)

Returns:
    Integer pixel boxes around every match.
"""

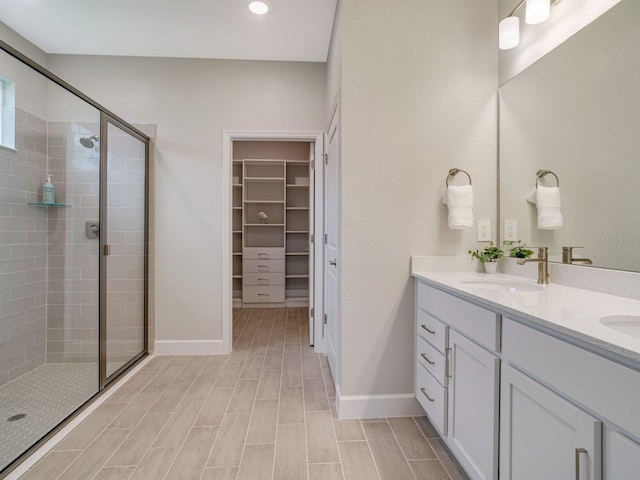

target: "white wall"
[499,0,622,84]
[47,55,326,346]
[335,0,498,398]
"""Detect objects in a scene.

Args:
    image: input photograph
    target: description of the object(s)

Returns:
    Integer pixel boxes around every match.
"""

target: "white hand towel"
[444,185,473,229]
[535,186,563,229]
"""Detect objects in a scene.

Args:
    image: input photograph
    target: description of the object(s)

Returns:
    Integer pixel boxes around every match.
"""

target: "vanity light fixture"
[249,1,270,15]
[499,0,561,50]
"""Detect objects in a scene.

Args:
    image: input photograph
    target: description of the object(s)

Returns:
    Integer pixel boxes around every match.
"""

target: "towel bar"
[536,169,559,187]
[446,168,472,187]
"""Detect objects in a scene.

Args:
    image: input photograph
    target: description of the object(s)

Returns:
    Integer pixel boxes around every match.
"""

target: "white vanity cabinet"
[414,276,640,480]
[415,282,499,480]
[500,364,601,480]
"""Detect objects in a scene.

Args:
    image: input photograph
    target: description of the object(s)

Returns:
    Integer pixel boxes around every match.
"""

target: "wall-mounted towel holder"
[446,168,472,187]
[536,169,559,187]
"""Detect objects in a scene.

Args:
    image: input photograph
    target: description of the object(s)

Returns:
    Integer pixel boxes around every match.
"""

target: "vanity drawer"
[416,361,447,436]
[243,247,285,260]
[243,273,285,286]
[417,282,499,352]
[243,286,285,303]
[416,308,448,354]
[243,259,285,273]
[417,334,447,387]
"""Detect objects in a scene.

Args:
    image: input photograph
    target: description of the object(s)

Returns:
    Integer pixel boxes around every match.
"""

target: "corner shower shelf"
[28,203,71,208]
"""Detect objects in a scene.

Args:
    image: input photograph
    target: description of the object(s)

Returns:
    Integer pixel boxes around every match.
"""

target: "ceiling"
[0,0,337,62]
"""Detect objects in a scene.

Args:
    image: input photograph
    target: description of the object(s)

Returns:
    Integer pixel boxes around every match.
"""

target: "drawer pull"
[258,265,269,270]
[420,353,435,365]
[258,278,269,281]
[575,448,587,480]
[420,388,435,402]
[257,293,269,296]
[258,253,269,258]
[421,324,436,335]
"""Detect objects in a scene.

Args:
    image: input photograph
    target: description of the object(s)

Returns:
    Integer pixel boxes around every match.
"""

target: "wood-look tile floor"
[19,308,469,480]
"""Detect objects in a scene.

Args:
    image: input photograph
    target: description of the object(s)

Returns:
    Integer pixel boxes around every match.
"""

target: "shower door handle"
[103,245,111,256]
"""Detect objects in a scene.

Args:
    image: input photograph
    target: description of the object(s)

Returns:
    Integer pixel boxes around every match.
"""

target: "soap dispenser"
[42,174,56,205]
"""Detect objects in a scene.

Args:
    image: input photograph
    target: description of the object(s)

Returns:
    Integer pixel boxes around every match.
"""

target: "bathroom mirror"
[499,0,640,272]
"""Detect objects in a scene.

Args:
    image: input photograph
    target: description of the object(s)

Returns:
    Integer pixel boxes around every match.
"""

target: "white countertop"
[412,271,640,366]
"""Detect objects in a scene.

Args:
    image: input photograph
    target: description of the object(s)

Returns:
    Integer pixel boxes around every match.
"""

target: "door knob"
[329,259,337,266]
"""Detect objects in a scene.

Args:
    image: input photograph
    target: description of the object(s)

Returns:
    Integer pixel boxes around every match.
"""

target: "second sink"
[460,279,543,292]
[599,315,640,339]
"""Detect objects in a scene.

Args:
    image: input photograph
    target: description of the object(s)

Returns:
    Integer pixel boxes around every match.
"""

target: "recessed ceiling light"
[249,1,269,15]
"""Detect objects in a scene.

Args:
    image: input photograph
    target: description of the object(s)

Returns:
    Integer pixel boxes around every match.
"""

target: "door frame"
[222,130,325,354]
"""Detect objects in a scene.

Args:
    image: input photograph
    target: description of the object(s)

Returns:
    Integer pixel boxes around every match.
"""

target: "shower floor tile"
[0,363,99,472]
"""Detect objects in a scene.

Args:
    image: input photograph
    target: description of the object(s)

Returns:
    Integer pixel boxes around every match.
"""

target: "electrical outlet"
[504,219,518,241]
[477,220,491,242]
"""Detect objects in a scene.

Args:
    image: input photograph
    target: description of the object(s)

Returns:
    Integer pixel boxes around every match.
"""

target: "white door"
[308,143,315,345]
[447,330,500,480]
[324,101,340,387]
[500,364,602,480]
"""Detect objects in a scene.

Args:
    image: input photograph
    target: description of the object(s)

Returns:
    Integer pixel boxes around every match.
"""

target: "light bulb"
[499,16,520,50]
[525,0,550,25]
[249,1,269,15]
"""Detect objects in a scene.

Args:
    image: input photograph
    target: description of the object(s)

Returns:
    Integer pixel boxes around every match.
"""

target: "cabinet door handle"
[446,347,452,379]
[421,324,435,335]
[420,388,435,402]
[575,448,587,480]
[420,353,435,365]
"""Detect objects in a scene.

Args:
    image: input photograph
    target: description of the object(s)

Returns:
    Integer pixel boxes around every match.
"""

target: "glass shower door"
[103,119,147,379]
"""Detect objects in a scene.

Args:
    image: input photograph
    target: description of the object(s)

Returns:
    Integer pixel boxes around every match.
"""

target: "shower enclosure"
[0,41,150,474]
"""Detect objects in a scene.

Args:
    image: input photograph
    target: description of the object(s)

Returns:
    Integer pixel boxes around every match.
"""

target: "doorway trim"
[222,130,325,354]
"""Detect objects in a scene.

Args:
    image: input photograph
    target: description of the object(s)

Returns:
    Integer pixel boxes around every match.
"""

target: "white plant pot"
[484,261,498,274]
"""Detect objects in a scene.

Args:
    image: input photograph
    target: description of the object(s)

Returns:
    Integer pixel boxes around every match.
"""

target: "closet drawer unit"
[417,282,499,352]
[416,308,448,354]
[417,334,447,387]
[243,247,285,260]
[243,286,285,303]
[242,273,285,286]
[416,361,447,436]
[243,259,285,273]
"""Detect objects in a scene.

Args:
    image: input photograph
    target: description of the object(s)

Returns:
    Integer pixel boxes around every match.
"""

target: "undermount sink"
[599,316,640,339]
[460,279,544,292]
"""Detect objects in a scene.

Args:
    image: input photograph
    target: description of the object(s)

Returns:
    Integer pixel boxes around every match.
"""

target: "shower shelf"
[28,203,71,208]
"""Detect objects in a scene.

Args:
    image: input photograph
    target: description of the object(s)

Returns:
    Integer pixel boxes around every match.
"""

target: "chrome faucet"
[517,247,549,285]
[562,246,593,265]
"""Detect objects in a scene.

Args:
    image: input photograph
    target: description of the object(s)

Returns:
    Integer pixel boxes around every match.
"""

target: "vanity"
[412,270,640,480]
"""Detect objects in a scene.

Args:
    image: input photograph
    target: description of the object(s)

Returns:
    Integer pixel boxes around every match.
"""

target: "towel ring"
[536,169,559,187]
[446,168,472,187]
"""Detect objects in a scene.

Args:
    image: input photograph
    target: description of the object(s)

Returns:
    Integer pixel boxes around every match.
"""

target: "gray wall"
[332,0,498,397]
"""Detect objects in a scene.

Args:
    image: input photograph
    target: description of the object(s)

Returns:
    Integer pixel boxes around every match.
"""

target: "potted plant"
[504,240,534,259]
[469,242,504,274]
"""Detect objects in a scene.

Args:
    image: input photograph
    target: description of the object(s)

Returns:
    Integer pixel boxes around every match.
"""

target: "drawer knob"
[421,324,436,335]
[420,353,435,365]
[420,387,435,402]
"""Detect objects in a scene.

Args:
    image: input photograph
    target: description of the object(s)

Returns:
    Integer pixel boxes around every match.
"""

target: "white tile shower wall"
[105,127,146,370]
[45,121,100,364]
[0,108,48,386]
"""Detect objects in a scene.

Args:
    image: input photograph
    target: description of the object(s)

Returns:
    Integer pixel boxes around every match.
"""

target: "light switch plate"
[477,219,491,242]
[504,219,518,241]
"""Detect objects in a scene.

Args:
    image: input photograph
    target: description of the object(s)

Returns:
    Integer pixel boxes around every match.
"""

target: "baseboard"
[336,388,424,419]
[154,339,229,355]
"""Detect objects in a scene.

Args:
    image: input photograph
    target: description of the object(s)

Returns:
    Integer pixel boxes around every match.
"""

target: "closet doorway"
[222,132,324,352]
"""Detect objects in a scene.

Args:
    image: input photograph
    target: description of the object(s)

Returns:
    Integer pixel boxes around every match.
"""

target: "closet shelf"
[286,274,309,279]
[286,207,309,210]
[233,207,242,210]
[286,252,309,256]
[286,184,309,188]
[244,177,284,183]
[233,275,242,279]
[245,223,285,227]
[233,230,242,234]
[233,184,242,187]
[286,230,309,234]
[286,160,309,164]
[244,200,284,204]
